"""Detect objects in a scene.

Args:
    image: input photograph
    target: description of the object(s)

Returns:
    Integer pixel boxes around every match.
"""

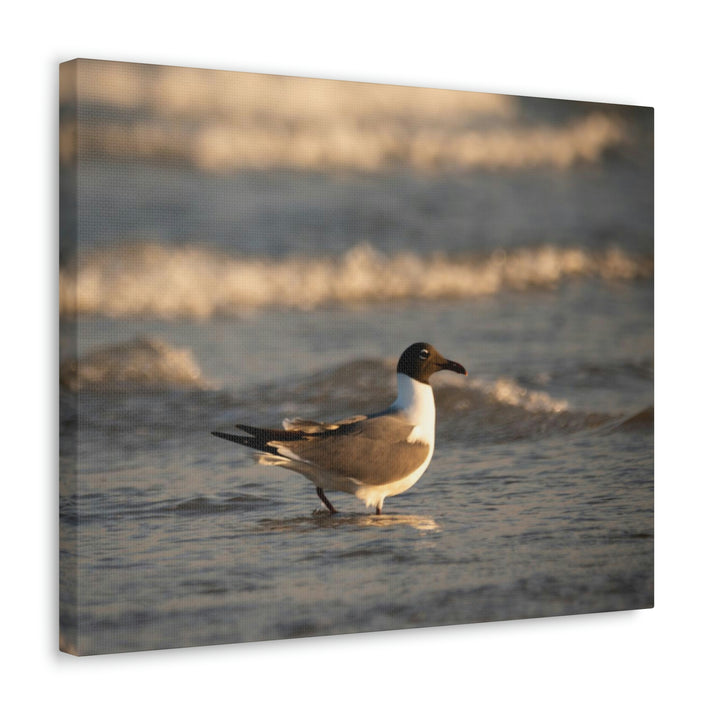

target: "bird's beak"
[441,358,467,376]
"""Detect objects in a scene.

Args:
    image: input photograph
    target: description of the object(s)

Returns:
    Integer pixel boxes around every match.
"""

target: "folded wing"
[273,415,430,485]
[213,415,430,486]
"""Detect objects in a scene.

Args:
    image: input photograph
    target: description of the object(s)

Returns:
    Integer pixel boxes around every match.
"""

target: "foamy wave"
[59,243,652,318]
[190,112,623,172]
[62,111,624,173]
[479,377,569,413]
[60,61,628,172]
[432,372,569,413]
[60,336,210,390]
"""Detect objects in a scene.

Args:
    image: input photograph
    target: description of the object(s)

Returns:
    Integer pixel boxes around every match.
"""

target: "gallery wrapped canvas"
[59,59,653,655]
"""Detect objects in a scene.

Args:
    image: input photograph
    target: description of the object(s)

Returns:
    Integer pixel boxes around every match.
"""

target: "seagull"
[211,342,467,515]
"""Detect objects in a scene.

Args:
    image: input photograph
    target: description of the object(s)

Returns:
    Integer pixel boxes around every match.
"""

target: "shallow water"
[61,413,652,654]
[60,283,652,654]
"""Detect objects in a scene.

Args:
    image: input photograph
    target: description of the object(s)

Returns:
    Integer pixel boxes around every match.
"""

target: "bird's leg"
[375,505,382,516]
[316,487,337,514]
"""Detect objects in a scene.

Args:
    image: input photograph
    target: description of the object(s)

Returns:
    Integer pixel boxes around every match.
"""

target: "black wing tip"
[211,430,248,444]
[211,429,279,454]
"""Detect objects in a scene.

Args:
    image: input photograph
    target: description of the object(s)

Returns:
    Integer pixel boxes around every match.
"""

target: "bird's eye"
[419,348,430,360]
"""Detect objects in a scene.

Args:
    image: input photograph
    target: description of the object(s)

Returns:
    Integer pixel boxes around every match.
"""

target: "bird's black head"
[396,342,468,384]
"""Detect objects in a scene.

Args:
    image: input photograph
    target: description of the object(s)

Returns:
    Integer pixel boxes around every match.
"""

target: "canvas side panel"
[58,59,80,656]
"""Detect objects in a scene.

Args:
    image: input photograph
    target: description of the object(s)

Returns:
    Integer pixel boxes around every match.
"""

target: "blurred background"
[59,60,652,325]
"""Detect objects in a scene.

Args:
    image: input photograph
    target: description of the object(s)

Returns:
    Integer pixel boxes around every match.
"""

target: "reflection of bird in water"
[257,513,441,532]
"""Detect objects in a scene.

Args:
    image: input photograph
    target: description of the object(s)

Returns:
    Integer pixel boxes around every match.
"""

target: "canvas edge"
[59,58,81,656]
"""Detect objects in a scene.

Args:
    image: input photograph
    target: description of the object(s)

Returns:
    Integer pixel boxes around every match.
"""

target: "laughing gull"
[212,342,467,515]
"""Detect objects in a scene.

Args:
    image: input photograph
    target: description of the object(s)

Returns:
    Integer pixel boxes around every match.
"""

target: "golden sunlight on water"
[59,59,653,656]
[60,60,627,172]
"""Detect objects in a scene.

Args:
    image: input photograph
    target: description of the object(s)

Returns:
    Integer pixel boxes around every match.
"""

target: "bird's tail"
[210,431,271,452]
[211,422,304,455]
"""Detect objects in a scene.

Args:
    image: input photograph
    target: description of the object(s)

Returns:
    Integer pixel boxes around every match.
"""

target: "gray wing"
[270,414,430,485]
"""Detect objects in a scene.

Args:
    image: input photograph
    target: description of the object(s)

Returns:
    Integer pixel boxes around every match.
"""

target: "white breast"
[390,373,436,447]
[355,375,437,509]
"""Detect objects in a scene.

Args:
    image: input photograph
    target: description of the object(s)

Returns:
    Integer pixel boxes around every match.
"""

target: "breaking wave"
[61,344,650,444]
[60,336,210,391]
[59,242,653,319]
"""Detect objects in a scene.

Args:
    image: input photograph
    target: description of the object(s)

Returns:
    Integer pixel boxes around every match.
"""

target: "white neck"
[390,373,436,432]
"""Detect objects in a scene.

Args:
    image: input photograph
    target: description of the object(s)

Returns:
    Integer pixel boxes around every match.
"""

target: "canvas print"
[59,60,653,655]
